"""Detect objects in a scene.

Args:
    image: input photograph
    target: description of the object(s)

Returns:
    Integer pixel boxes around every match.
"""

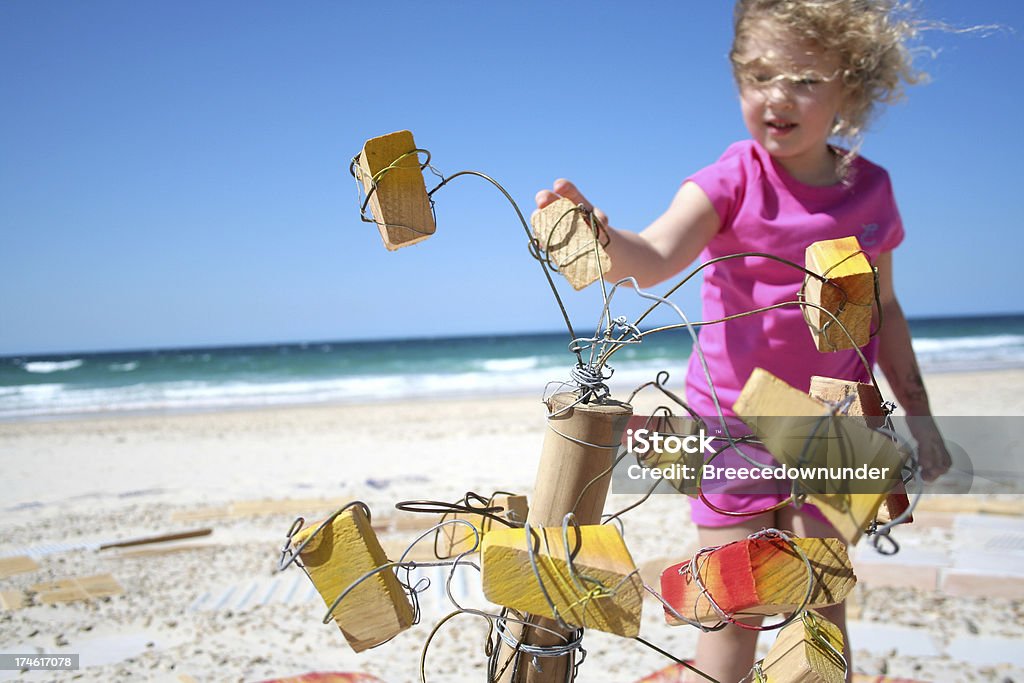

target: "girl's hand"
[914,427,953,482]
[534,177,719,287]
[535,178,611,229]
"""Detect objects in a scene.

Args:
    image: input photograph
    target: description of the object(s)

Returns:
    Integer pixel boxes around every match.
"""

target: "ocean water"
[2,314,1023,420]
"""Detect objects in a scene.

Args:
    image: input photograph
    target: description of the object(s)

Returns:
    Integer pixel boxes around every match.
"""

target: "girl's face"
[735,22,846,185]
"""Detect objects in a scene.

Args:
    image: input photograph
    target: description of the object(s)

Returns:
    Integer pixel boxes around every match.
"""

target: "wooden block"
[292,505,414,652]
[115,543,212,559]
[30,573,124,605]
[229,497,350,519]
[171,506,231,523]
[481,523,644,637]
[531,197,611,290]
[809,377,912,526]
[659,536,855,626]
[0,555,39,579]
[356,130,435,250]
[875,479,913,525]
[853,561,939,591]
[940,570,1024,599]
[913,496,1024,516]
[0,590,27,610]
[437,494,529,558]
[804,237,874,351]
[760,611,846,683]
[735,368,906,545]
[808,376,884,426]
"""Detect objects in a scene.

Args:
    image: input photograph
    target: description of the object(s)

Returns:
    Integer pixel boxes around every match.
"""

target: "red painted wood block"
[631,662,693,682]
[257,673,388,683]
[659,536,855,626]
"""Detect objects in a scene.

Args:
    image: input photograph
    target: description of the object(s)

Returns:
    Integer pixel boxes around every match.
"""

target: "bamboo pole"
[493,392,632,683]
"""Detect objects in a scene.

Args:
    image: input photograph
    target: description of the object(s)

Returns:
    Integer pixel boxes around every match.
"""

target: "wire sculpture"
[274,135,934,682]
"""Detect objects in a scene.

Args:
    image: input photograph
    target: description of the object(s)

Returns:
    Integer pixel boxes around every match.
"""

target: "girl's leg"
[776,506,852,683]
[689,512,774,683]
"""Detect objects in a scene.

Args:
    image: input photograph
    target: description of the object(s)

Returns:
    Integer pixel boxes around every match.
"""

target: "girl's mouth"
[766,120,797,136]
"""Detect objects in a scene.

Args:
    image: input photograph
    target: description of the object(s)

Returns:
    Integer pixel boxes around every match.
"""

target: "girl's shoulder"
[689,140,762,189]
[847,152,894,188]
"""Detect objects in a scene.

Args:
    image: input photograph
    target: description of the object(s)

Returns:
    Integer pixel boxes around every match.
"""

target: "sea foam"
[22,359,84,374]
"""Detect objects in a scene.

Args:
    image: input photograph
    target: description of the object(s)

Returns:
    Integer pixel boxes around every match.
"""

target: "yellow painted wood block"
[531,197,611,290]
[356,130,435,250]
[660,536,855,626]
[734,368,906,545]
[481,523,643,637]
[804,237,874,351]
[293,505,414,652]
[438,493,529,559]
[760,611,846,683]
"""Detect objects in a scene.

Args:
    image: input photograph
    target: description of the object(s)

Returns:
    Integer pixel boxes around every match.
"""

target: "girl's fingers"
[536,179,610,227]
[552,178,592,210]
[535,189,561,209]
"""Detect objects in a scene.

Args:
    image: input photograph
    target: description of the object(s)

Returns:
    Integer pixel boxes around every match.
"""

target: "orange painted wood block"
[531,197,611,290]
[293,505,414,652]
[804,237,874,351]
[356,130,435,250]
[759,611,845,683]
[437,493,529,558]
[659,536,855,626]
[735,368,907,545]
[481,523,643,637]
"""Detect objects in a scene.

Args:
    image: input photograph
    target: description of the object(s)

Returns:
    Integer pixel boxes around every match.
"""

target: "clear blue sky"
[2,1,1022,356]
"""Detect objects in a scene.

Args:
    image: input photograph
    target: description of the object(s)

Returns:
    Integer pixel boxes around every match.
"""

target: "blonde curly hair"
[731,0,922,152]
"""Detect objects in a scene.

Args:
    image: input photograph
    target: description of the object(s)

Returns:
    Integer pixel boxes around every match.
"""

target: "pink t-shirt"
[682,140,904,526]
[684,140,904,417]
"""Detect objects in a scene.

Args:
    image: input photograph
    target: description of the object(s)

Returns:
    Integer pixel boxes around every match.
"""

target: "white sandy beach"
[1,369,1023,682]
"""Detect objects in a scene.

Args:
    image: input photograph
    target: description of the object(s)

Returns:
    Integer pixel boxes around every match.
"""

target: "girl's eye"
[797,77,821,86]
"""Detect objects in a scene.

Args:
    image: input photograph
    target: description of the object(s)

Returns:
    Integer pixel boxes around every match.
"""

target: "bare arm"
[534,178,720,288]
[874,251,952,481]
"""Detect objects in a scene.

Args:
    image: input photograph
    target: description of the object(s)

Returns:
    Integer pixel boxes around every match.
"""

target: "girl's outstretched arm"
[534,178,720,288]
[874,251,953,481]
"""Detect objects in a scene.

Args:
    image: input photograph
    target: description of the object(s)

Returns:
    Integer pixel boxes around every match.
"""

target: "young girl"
[536,1,952,680]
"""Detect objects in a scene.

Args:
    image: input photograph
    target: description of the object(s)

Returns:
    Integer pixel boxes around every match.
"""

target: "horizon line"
[3,309,1024,360]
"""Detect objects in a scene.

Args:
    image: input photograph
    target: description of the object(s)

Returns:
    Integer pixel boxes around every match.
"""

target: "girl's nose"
[765,81,794,107]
